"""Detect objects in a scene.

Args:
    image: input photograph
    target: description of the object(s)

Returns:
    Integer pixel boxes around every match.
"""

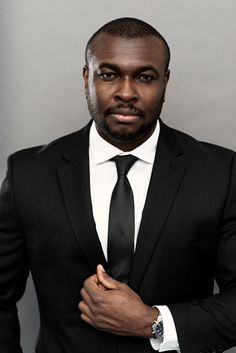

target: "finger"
[79,303,97,328]
[96,265,108,290]
[83,274,100,295]
[78,300,90,317]
[83,274,99,288]
[96,264,117,290]
[79,301,104,330]
[80,287,93,305]
[98,282,106,290]
[81,313,94,327]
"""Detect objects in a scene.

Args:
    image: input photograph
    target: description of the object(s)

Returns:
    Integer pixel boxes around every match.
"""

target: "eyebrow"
[98,63,160,76]
[136,66,160,76]
[98,63,120,71]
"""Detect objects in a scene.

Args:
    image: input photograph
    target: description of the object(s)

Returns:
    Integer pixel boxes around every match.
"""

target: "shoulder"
[160,122,236,197]
[7,122,91,177]
[162,122,235,165]
[7,133,74,176]
[12,132,75,159]
[10,122,91,165]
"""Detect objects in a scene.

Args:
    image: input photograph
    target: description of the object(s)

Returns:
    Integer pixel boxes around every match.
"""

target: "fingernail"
[98,264,106,272]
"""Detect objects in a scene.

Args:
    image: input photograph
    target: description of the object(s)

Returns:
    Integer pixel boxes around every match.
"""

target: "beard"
[98,117,158,142]
[85,89,165,142]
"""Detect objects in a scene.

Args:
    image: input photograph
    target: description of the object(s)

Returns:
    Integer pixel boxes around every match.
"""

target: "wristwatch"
[152,312,164,340]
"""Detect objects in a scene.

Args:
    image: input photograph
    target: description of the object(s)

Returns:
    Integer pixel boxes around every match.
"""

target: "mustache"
[106,105,144,117]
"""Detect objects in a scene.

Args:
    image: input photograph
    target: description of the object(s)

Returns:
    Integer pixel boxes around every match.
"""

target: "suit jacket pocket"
[166,227,216,250]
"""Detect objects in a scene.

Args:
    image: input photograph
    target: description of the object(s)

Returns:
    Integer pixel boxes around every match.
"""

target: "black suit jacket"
[0,120,236,353]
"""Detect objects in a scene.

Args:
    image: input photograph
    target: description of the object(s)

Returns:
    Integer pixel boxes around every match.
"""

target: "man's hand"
[78,265,158,337]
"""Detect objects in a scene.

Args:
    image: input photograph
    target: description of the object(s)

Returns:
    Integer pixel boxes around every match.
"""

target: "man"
[0,17,236,353]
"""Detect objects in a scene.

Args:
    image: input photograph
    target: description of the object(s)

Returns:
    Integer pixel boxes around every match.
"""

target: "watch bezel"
[151,313,164,339]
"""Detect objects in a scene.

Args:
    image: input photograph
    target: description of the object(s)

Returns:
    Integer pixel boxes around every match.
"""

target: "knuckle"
[91,291,102,305]
[121,282,127,288]
[83,274,97,289]
[83,279,88,288]
[78,301,84,311]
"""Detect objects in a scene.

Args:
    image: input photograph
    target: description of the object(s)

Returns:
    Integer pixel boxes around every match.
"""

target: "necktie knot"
[113,155,137,176]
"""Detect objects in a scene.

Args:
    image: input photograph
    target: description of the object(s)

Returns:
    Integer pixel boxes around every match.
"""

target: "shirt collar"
[89,119,160,165]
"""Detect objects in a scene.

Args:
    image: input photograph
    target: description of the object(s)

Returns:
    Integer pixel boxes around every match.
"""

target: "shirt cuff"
[150,305,180,352]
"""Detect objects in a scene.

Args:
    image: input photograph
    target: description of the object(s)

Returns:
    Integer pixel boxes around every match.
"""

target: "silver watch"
[152,313,164,339]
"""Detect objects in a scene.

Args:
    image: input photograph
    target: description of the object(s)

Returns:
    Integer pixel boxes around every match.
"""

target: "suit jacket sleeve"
[168,152,236,353]
[0,154,29,353]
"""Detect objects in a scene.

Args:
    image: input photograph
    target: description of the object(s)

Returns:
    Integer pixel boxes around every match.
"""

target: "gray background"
[0,1,236,352]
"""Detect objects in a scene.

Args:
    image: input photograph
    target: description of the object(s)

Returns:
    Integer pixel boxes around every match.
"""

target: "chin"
[103,122,151,142]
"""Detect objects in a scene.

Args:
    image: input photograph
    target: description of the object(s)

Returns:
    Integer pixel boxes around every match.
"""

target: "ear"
[164,69,170,87]
[162,69,170,103]
[83,65,89,89]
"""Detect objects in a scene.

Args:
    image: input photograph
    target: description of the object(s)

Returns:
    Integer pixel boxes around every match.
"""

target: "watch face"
[157,322,163,335]
[152,316,164,339]
[155,320,164,339]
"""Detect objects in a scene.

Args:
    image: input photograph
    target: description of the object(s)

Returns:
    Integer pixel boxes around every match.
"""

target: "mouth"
[107,108,143,123]
[109,113,141,123]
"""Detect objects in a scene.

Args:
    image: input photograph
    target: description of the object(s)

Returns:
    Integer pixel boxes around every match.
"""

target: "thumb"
[96,264,117,290]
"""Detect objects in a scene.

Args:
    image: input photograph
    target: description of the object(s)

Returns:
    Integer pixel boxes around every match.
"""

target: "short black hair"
[85,17,170,71]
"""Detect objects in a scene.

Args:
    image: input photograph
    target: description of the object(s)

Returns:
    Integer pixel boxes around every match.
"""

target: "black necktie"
[108,155,137,283]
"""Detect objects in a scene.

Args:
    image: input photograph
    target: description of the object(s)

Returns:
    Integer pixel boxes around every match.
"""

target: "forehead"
[88,33,167,71]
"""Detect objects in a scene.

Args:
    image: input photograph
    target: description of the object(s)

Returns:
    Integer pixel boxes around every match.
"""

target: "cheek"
[141,91,163,109]
[147,86,165,104]
[87,84,97,103]
[93,85,112,109]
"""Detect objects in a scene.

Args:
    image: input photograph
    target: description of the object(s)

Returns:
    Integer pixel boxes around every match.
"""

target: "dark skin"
[83,33,170,151]
[79,265,158,338]
[79,33,170,338]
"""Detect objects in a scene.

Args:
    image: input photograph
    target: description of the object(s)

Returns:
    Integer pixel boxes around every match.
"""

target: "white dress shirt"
[89,120,180,351]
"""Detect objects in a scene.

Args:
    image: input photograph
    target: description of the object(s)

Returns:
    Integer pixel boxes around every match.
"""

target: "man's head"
[83,17,171,151]
[85,17,170,72]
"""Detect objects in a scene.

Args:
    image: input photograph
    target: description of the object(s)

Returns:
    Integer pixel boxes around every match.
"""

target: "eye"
[137,74,154,82]
[99,72,118,81]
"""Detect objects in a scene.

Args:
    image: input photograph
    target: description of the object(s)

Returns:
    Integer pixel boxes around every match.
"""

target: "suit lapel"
[57,122,107,272]
[56,120,186,284]
[130,122,187,291]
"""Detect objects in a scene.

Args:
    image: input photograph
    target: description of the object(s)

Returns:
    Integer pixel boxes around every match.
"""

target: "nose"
[114,77,138,103]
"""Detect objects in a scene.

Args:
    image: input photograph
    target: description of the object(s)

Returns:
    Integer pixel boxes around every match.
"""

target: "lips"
[109,110,141,116]
[110,114,140,123]
[108,108,142,116]
[106,106,143,122]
